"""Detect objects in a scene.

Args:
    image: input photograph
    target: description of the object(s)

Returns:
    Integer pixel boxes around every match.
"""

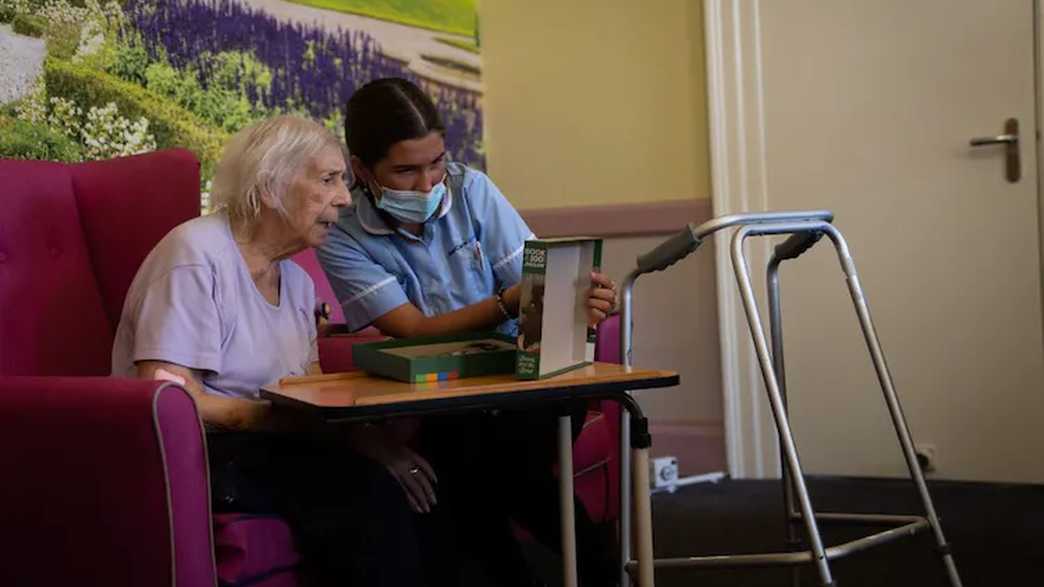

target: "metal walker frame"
[616,211,963,586]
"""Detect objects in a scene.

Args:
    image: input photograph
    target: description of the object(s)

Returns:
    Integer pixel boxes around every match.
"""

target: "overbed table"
[262,361,678,587]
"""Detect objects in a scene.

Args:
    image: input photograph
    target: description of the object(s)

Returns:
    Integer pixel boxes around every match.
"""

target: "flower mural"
[0,0,485,207]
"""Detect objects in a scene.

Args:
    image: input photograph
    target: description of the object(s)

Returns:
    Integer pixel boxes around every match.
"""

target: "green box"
[352,332,518,383]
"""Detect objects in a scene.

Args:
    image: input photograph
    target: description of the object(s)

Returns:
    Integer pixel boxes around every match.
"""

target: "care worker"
[318,77,619,587]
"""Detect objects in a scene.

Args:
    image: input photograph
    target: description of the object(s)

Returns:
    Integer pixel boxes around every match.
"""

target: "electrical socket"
[651,456,679,489]
[915,444,937,473]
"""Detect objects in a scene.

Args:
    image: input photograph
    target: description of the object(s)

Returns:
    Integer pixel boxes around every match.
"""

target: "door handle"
[969,118,1020,182]
[969,134,1016,146]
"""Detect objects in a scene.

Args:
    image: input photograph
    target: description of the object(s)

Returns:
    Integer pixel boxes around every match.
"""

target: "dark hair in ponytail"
[344,78,445,169]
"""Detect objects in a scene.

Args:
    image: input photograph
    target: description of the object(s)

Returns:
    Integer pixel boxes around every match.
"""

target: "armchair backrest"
[291,247,346,325]
[0,150,200,376]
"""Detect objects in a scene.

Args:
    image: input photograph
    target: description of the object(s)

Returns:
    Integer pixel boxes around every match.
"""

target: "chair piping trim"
[581,412,604,431]
[152,381,219,587]
[574,457,611,478]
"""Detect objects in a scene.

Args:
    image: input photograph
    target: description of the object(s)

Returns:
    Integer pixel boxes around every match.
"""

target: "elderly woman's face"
[285,145,351,248]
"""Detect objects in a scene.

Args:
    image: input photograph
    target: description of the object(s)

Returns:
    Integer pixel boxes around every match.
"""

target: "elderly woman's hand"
[348,423,438,514]
[586,272,617,327]
[381,444,438,514]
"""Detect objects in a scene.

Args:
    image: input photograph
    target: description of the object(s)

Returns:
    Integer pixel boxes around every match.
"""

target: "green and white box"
[516,237,603,379]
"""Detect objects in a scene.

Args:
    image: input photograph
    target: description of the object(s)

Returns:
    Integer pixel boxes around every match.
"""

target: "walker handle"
[636,223,702,274]
[773,231,823,262]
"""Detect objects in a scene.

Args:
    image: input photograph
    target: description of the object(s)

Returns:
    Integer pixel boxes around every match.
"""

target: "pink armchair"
[0,150,214,587]
[0,150,621,587]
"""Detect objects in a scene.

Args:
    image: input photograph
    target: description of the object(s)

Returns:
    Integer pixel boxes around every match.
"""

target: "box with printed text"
[516,237,602,379]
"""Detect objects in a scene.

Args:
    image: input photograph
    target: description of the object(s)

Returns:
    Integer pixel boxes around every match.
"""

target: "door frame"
[1035,0,1044,341]
[704,0,1044,479]
[704,0,776,479]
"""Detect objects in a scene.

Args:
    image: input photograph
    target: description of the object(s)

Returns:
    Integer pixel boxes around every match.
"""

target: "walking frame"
[615,210,963,587]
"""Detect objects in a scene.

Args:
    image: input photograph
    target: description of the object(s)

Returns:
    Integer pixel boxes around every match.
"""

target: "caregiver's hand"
[586,272,617,327]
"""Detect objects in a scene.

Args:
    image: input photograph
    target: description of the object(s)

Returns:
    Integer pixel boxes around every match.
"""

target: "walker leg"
[620,412,632,586]
[823,226,963,587]
[768,260,804,587]
[732,229,835,586]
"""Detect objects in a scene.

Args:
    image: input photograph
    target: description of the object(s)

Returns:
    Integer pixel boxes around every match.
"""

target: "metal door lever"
[969,118,1020,182]
[969,134,1016,146]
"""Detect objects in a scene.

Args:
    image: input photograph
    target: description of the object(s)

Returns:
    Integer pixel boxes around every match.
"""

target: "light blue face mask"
[373,180,447,224]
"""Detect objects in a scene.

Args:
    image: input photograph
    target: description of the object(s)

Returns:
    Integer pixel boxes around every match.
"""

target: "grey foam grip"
[636,223,702,274]
[774,231,823,261]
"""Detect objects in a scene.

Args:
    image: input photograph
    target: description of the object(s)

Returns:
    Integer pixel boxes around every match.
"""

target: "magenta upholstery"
[1,161,122,375]
[290,248,386,373]
[290,248,345,325]
[73,152,202,326]
[213,514,300,587]
[0,152,200,375]
[589,313,623,522]
[0,377,214,587]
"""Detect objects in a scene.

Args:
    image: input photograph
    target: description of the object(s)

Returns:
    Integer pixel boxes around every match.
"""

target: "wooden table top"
[261,362,678,417]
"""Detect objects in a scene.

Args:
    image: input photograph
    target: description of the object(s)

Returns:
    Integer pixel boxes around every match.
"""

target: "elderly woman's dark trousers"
[207,431,459,587]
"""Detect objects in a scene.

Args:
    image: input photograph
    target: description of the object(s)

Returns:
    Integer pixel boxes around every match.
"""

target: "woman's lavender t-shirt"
[111,211,318,399]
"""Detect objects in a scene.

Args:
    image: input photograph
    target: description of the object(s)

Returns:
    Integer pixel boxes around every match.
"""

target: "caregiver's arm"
[373,284,522,338]
[373,271,617,339]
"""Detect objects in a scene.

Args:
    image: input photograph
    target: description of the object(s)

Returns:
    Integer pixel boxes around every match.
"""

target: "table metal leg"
[559,414,578,587]
[632,445,655,586]
[619,408,632,586]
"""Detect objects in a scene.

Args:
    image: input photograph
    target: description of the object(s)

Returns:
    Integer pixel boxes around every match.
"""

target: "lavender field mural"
[0,0,485,206]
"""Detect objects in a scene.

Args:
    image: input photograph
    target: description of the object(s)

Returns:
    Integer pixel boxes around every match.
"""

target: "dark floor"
[525,476,1044,586]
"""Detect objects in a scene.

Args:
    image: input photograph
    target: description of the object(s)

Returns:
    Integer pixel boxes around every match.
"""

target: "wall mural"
[0,0,484,207]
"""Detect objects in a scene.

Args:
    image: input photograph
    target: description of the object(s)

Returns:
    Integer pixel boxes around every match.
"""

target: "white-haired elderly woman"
[111,115,458,587]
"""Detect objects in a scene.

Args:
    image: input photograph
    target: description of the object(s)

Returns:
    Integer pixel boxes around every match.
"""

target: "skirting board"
[650,421,726,475]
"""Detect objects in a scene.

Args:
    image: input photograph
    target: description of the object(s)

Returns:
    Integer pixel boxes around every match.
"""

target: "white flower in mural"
[38,0,89,27]
[32,0,123,29]
[72,19,106,61]
[81,102,156,159]
[38,97,156,160]
[200,179,214,214]
[0,0,32,18]
[47,96,83,140]
[13,79,47,125]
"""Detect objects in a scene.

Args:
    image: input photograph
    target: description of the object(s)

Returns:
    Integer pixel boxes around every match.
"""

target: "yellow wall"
[479,0,710,209]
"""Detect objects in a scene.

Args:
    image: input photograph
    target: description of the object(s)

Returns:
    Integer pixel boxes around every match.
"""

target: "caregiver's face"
[370,131,447,193]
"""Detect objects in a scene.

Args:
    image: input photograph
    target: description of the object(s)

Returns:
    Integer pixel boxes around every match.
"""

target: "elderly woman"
[111,115,457,587]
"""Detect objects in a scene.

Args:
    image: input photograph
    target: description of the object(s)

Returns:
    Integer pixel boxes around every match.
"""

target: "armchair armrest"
[0,376,215,587]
